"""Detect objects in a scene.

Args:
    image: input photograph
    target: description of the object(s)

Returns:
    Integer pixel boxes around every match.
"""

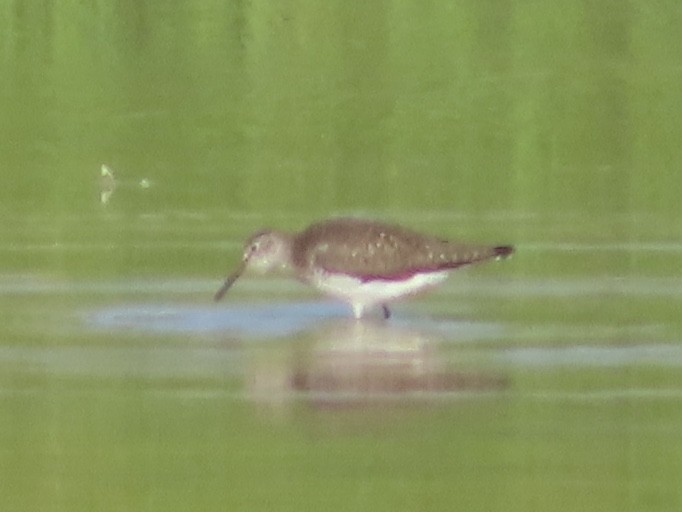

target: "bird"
[214,217,513,319]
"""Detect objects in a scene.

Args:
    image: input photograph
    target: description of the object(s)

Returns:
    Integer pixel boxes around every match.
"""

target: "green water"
[2,1,682,511]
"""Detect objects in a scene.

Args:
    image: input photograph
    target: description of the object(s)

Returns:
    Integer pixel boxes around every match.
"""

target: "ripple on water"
[84,302,508,341]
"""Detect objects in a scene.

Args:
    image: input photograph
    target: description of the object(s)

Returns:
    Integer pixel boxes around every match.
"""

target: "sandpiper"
[214,218,513,319]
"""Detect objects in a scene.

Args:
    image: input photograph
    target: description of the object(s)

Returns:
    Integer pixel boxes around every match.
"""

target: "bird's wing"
[293,218,503,280]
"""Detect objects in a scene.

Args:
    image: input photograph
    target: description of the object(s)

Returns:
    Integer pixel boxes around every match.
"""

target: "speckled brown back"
[291,218,513,280]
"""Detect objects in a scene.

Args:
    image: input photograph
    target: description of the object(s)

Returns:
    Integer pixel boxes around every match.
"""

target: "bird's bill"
[213,260,247,302]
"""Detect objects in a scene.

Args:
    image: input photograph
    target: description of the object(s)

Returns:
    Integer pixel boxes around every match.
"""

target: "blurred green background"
[1,1,682,511]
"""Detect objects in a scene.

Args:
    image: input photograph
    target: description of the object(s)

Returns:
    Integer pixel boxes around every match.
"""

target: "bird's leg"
[382,304,391,320]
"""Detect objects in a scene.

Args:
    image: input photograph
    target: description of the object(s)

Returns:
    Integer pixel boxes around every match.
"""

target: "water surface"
[2,1,682,511]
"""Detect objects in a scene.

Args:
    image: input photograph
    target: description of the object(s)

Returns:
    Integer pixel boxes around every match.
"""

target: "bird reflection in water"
[247,319,509,414]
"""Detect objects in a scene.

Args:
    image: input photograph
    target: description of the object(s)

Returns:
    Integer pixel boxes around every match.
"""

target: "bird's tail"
[492,245,514,259]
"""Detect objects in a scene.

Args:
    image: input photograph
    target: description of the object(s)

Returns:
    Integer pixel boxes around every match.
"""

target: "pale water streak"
[86,302,506,340]
[4,274,682,298]
[499,344,682,367]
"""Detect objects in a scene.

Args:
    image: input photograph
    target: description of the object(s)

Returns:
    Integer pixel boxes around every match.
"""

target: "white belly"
[308,270,450,317]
